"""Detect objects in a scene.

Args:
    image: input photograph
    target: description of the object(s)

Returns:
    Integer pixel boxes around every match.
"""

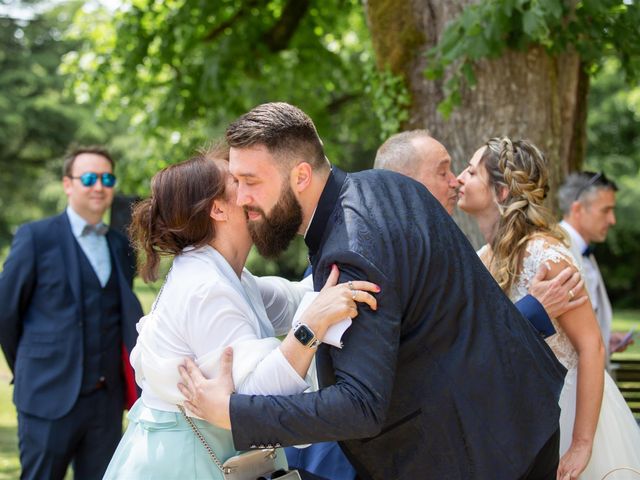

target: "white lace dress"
[493,238,640,479]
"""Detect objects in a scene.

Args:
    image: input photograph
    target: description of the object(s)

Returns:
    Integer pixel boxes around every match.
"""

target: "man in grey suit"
[180,103,566,479]
[558,171,628,360]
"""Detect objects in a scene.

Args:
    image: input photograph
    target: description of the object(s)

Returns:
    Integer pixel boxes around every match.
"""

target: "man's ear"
[210,199,228,221]
[569,200,582,219]
[292,162,313,194]
[62,176,73,197]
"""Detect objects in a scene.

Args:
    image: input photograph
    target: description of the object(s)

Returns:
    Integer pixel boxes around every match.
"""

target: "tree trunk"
[365,0,587,247]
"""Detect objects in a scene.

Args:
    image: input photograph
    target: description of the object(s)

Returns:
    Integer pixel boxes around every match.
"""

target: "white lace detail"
[509,238,580,370]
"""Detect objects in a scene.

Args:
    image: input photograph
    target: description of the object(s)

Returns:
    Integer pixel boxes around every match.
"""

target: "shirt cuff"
[237,347,310,396]
[515,294,556,338]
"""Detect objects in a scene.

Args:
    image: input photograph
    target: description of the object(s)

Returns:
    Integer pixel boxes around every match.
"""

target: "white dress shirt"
[66,206,111,286]
[132,245,313,413]
[560,221,599,311]
[560,220,613,356]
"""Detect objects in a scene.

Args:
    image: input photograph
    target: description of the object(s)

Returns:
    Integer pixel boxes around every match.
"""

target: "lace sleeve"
[511,237,579,303]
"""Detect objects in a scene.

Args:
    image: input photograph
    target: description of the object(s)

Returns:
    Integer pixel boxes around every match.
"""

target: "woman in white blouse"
[103,145,378,479]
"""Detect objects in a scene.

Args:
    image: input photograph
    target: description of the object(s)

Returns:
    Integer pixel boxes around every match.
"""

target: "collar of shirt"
[559,220,588,256]
[303,206,318,239]
[304,166,347,257]
[66,206,107,238]
[303,166,334,240]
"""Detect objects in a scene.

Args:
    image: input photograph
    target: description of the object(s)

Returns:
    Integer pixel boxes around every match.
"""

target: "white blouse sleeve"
[254,275,314,336]
[185,282,309,396]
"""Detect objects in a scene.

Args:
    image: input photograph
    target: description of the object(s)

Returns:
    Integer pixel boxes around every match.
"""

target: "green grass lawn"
[0,358,19,480]
[0,281,160,479]
[611,310,640,357]
[0,309,638,478]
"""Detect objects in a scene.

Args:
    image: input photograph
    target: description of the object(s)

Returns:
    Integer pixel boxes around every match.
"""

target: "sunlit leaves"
[66,0,382,177]
[0,2,107,243]
[364,65,410,141]
[585,57,640,302]
[425,0,640,118]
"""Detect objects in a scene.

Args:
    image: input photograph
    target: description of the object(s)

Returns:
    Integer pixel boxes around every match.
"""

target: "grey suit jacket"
[230,168,566,479]
[560,220,613,358]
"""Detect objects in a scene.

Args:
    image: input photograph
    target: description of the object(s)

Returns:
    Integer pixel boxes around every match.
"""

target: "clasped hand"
[177,265,380,429]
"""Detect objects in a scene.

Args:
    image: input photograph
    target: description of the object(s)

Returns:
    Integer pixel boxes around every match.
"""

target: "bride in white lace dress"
[458,137,640,480]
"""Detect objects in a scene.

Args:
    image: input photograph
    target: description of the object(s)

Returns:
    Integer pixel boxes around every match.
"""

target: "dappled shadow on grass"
[0,424,19,479]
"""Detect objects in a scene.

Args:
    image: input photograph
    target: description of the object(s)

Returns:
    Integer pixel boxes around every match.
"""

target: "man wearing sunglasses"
[558,171,626,365]
[0,146,143,480]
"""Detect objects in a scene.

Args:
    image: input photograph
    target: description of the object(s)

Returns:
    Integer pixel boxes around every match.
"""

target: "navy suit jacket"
[0,212,142,419]
[230,168,566,479]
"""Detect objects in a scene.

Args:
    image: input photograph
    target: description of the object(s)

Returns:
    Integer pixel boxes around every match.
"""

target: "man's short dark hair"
[225,102,328,171]
[63,146,115,178]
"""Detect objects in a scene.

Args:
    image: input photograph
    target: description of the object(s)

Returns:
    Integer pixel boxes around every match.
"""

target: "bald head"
[375,130,459,213]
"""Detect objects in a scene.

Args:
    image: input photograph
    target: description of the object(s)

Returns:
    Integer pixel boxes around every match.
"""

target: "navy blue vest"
[75,241,123,394]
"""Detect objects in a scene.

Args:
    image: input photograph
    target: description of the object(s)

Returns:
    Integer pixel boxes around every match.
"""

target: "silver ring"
[348,280,354,290]
[352,289,357,300]
[568,289,574,300]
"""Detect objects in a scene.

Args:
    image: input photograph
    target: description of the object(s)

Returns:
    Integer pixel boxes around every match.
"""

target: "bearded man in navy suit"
[0,146,142,480]
[180,103,567,480]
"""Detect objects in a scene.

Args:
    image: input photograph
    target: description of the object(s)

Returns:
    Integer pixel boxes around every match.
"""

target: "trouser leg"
[519,428,560,480]
[18,410,75,480]
[73,386,124,479]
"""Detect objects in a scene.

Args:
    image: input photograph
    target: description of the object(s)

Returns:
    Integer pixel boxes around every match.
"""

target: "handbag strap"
[150,265,173,315]
[177,404,227,473]
[156,266,224,473]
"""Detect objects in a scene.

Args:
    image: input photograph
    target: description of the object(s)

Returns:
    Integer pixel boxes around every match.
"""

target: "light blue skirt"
[104,399,288,480]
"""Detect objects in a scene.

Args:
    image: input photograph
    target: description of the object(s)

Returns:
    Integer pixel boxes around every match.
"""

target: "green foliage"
[64,0,383,182]
[584,57,640,307]
[0,353,19,479]
[365,65,411,141]
[0,2,106,245]
[61,0,389,279]
[425,0,640,117]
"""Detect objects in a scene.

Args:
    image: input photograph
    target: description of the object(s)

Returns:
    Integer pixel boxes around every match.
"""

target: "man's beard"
[245,184,303,259]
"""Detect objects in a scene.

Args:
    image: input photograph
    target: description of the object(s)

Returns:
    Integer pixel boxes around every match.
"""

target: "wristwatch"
[293,323,321,348]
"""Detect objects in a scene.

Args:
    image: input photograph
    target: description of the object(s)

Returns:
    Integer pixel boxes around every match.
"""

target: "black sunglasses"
[70,172,117,188]
[574,171,604,201]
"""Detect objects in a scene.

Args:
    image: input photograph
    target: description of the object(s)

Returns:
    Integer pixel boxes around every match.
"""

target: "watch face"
[294,324,315,346]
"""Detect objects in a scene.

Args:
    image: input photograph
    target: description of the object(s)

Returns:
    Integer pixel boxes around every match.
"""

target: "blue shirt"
[66,206,111,286]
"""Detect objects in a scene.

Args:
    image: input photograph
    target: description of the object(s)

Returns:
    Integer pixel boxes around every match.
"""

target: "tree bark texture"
[365,0,587,247]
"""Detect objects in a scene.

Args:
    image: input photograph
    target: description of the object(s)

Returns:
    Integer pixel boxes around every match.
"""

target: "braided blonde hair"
[481,137,565,293]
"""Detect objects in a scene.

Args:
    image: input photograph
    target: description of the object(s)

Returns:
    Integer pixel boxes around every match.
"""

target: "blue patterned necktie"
[80,223,111,286]
[82,223,108,236]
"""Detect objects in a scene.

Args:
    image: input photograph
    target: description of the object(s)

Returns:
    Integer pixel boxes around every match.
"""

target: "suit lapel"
[106,231,124,283]
[106,231,134,313]
[57,213,82,305]
[106,230,142,406]
[589,254,613,329]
